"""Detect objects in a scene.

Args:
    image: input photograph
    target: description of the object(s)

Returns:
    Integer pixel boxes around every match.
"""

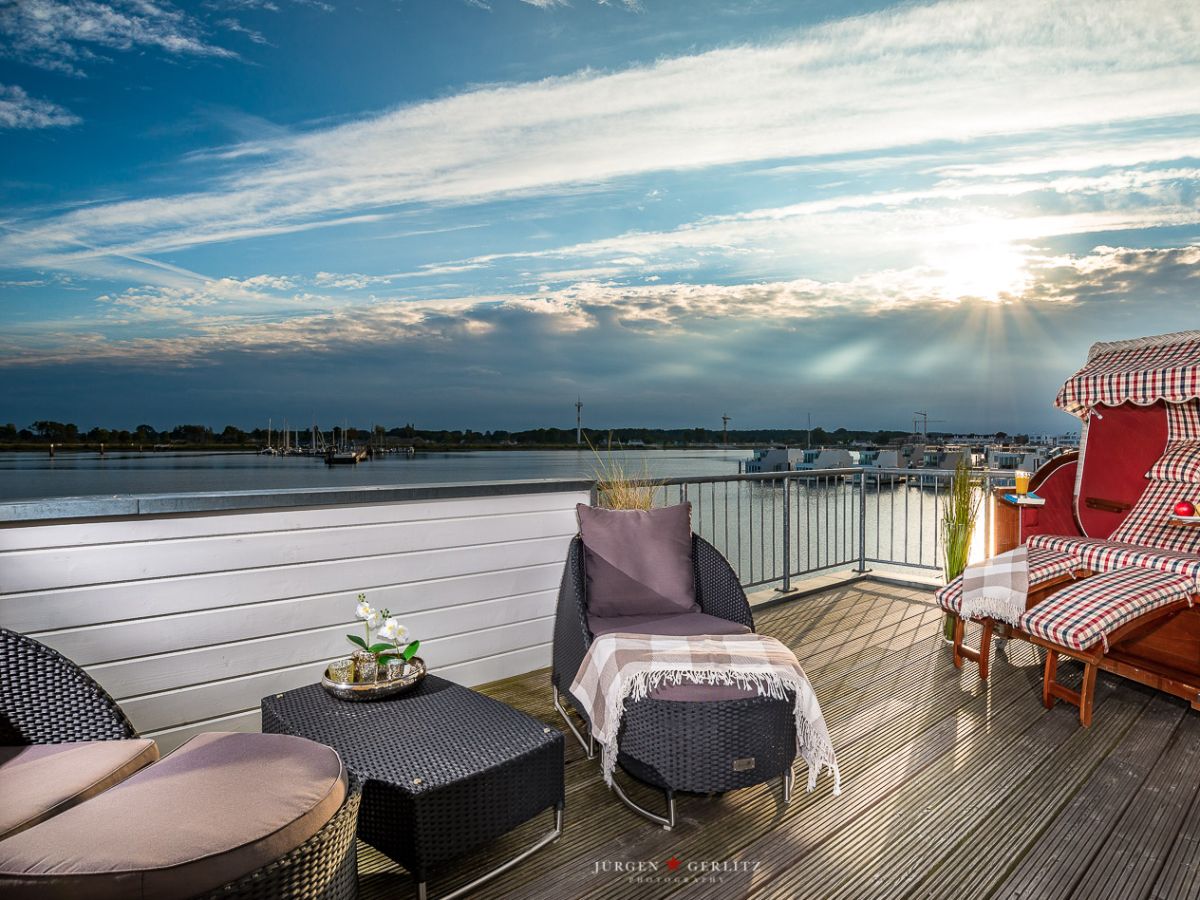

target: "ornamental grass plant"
[588,433,663,510]
[941,455,983,640]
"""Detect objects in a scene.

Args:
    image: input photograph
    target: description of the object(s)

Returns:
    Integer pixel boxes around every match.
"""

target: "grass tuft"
[587,433,663,510]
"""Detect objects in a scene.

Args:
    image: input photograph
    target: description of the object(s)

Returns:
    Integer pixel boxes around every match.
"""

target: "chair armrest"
[693,535,755,630]
[551,536,591,689]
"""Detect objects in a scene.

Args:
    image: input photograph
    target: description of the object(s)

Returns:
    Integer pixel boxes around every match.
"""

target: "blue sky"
[1,0,1198,434]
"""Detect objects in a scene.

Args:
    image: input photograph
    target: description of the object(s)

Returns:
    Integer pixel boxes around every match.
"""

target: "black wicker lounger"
[0,627,361,900]
[551,534,797,829]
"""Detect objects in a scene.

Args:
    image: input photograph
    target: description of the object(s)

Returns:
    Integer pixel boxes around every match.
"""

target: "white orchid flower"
[355,600,375,621]
[364,610,381,630]
[378,618,407,643]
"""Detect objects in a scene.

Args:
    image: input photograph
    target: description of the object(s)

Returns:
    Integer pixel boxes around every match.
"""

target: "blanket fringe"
[958,589,1026,626]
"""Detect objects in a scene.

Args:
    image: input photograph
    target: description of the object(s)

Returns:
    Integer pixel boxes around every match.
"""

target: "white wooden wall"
[0,488,587,751]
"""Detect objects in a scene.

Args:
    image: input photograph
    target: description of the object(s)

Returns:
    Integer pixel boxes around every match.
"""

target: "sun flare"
[925,223,1032,302]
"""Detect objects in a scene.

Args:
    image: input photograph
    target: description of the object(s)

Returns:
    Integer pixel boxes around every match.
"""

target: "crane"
[721,414,730,447]
[913,411,946,437]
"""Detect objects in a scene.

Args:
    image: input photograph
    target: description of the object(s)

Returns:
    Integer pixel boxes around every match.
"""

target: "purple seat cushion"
[0,740,159,840]
[0,732,347,900]
[587,611,751,639]
[577,503,698,617]
[587,611,757,701]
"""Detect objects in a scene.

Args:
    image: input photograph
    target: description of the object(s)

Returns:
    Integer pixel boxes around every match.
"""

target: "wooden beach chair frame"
[946,331,1200,725]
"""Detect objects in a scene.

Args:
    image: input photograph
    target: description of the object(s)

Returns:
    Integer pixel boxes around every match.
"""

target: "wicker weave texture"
[551,532,796,794]
[262,678,564,880]
[618,693,796,792]
[693,535,757,628]
[199,786,362,900]
[0,626,136,744]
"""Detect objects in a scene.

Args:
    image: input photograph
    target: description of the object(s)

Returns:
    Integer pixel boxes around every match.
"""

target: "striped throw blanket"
[959,545,1030,625]
[569,632,841,795]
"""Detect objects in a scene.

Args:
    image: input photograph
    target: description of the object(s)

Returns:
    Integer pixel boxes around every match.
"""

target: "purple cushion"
[587,611,756,701]
[0,732,346,900]
[577,503,698,617]
[0,740,159,840]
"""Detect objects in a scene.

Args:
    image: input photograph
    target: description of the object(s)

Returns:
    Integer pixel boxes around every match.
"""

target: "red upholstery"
[1075,402,1169,538]
[935,547,1078,615]
[1019,567,1193,652]
[1020,456,1082,541]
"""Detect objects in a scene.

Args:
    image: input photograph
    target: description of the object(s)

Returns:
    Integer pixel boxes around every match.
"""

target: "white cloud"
[4,0,1198,270]
[1,0,236,76]
[0,84,80,129]
[217,17,269,45]
[94,273,308,324]
[7,243,1194,367]
[929,136,1200,180]
[415,167,1200,287]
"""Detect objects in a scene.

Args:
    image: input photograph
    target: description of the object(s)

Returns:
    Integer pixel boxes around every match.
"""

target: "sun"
[925,222,1031,303]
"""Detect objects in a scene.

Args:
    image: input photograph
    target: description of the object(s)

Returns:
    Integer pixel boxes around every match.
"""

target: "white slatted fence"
[0,484,588,751]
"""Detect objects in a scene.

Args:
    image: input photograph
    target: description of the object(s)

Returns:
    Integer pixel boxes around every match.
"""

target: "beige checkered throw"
[959,544,1029,625]
[569,632,841,795]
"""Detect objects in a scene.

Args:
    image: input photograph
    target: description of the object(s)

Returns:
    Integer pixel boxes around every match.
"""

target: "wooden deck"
[358,580,1200,900]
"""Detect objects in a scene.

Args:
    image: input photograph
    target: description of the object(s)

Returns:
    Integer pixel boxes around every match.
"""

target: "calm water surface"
[1,449,974,583]
[0,449,753,501]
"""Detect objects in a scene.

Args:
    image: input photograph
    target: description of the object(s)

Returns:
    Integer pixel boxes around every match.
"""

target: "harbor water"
[0,449,982,585]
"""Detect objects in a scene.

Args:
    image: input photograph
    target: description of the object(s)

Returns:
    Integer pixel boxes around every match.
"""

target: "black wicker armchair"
[551,535,797,829]
[0,626,136,745]
[0,628,361,900]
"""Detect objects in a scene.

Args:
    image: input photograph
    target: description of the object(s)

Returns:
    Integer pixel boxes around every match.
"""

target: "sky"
[1,0,1198,435]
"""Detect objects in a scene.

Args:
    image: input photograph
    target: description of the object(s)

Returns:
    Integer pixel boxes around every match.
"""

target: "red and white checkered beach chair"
[1019,567,1194,725]
[986,331,1200,725]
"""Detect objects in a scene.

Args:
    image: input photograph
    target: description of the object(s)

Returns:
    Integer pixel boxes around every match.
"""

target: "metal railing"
[655,467,1012,591]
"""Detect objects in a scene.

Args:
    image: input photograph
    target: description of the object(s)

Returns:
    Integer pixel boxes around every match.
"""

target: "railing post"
[983,473,993,558]
[779,476,792,593]
[856,471,868,574]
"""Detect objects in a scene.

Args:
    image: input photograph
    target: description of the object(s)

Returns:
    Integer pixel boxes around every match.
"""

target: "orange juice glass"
[1014,471,1031,495]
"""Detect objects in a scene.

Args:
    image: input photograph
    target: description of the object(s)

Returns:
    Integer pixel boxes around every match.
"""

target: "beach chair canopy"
[1055,330,1200,418]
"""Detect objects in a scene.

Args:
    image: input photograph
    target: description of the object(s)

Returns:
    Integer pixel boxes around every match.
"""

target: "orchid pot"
[345,593,421,683]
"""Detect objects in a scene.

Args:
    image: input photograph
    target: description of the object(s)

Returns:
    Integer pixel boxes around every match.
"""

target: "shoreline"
[0,444,756,454]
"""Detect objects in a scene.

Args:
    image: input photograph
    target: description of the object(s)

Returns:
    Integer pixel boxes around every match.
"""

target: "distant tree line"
[1,420,919,449]
[2,421,266,447]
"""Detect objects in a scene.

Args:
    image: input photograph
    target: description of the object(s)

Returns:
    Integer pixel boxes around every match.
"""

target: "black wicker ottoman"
[262,676,564,900]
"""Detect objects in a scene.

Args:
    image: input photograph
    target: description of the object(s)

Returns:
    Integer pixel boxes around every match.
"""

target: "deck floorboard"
[354,581,1200,900]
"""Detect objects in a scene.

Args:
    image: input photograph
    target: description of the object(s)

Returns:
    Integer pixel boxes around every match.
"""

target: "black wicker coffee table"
[262,675,564,900]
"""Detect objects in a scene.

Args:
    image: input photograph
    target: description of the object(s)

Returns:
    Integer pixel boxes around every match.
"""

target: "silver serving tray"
[321,657,427,702]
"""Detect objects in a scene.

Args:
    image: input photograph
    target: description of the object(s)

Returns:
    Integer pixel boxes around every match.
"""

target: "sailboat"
[324,423,367,465]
